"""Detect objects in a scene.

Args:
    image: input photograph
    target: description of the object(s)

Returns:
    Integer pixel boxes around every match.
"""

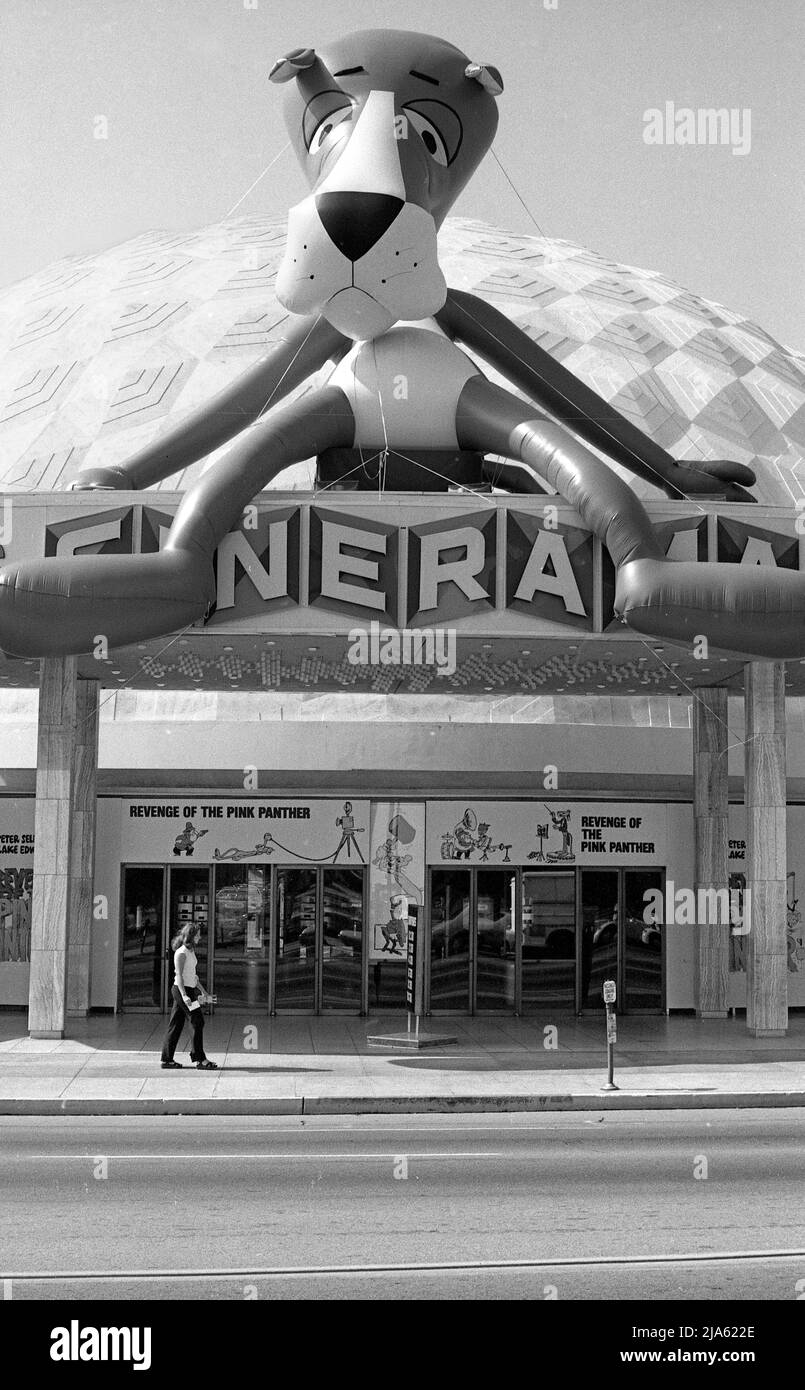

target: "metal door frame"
[426,865,518,1016]
[320,863,367,1016]
[117,863,168,1012]
[170,863,213,1004]
[517,863,577,1017]
[577,866,666,1015]
[271,863,367,1015]
[474,865,518,1015]
[208,861,265,1013]
[620,866,667,1015]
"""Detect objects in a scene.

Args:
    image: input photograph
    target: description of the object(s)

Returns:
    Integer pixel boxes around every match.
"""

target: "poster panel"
[0,798,35,1006]
[368,802,425,964]
[426,801,666,867]
[121,799,370,866]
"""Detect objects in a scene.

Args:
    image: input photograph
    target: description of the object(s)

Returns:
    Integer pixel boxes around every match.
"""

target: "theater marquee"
[5,494,800,637]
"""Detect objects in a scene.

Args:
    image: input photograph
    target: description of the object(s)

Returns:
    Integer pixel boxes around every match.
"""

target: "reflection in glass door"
[623,870,664,1011]
[580,870,618,1010]
[476,870,515,1010]
[120,867,165,1008]
[213,865,268,1009]
[521,871,575,1011]
[274,868,317,1010]
[321,867,363,1011]
[170,867,210,997]
[429,870,471,1010]
[274,866,365,1012]
[579,869,665,1011]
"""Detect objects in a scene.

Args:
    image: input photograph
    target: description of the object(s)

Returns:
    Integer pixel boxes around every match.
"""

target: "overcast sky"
[3,0,803,347]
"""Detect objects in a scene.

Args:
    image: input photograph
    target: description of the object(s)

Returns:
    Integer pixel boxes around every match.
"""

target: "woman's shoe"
[195,1060,218,1070]
[161,1061,182,1069]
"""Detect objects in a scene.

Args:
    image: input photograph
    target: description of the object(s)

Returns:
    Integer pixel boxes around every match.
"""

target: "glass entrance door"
[623,869,664,1011]
[274,866,365,1012]
[120,866,165,1008]
[321,867,364,1011]
[274,867,317,1010]
[580,868,664,1012]
[212,864,268,1009]
[521,871,576,1012]
[428,868,515,1012]
[476,870,516,1010]
[429,869,471,1010]
[580,870,619,1010]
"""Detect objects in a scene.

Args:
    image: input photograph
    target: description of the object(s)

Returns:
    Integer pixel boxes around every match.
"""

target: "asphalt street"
[1,1109,804,1300]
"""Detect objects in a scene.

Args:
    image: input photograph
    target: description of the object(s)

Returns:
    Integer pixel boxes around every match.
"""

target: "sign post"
[602,979,618,1091]
[405,906,419,1041]
[367,900,456,1051]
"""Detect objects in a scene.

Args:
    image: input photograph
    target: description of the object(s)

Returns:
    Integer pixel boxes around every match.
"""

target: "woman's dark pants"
[161,985,206,1063]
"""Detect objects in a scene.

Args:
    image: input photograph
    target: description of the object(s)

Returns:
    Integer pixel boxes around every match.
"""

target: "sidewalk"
[1,1012,804,1115]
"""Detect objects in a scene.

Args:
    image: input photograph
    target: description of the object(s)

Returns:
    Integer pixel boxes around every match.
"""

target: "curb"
[2,1091,805,1117]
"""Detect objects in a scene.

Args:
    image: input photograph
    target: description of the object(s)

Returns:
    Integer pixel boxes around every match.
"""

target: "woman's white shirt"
[174,945,198,988]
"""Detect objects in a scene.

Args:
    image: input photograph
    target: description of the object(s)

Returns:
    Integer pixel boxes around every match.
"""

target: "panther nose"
[315,192,404,262]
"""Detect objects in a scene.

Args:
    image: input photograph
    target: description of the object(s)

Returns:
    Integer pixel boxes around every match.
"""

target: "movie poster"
[0,798,35,1006]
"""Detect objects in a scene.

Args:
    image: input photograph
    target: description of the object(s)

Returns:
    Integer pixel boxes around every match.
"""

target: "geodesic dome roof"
[1,214,803,503]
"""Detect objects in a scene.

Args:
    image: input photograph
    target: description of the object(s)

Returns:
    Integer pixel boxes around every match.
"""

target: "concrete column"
[28,659,99,1038]
[67,677,99,1016]
[744,661,787,1037]
[693,687,729,1017]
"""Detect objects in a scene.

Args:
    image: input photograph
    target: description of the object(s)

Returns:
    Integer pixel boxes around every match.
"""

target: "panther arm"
[436,288,755,501]
[75,314,350,491]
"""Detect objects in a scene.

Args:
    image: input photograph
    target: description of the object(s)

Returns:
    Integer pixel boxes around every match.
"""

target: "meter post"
[602,978,618,1090]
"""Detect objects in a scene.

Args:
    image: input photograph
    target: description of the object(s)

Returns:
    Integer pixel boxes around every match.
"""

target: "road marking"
[4,1248,805,1283]
[3,1150,504,1162]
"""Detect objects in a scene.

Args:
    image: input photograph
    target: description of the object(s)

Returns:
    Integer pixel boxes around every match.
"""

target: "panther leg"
[456,376,805,658]
[0,387,354,657]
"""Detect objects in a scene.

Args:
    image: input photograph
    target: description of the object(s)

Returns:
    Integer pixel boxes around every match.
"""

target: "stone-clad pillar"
[67,677,99,1016]
[693,687,729,1017]
[28,659,99,1038]
[744,662,787,1037]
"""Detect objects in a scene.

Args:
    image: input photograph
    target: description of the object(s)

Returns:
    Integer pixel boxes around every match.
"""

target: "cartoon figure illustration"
[0,28,796,668]
[440,808,506,861]
[528,822,550,862]
[334,801,365,862]
[453,809,478,859]
[0,886,32,962]
[376,893,409,955]
[545,807,574,862]
[172,822,209,857]
[372,836,419,901]
[440,830,457,860]
[787,897,804,973]
[0,896,12,962]
[476,822,495,861]
[213,832,276,862]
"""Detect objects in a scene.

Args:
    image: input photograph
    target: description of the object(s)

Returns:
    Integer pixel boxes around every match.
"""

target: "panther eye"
[309,105,354,153]
[403,108,449,166]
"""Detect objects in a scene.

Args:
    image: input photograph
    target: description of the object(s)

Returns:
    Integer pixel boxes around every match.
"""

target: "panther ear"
[269,48,318,83]
[465,62,504,96]
[270,48,347,101]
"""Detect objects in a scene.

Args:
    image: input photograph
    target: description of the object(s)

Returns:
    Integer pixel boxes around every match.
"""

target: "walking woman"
[160,923,218,1070]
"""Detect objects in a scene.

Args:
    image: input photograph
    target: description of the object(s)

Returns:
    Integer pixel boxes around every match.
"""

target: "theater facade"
[1,490,805,1030]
